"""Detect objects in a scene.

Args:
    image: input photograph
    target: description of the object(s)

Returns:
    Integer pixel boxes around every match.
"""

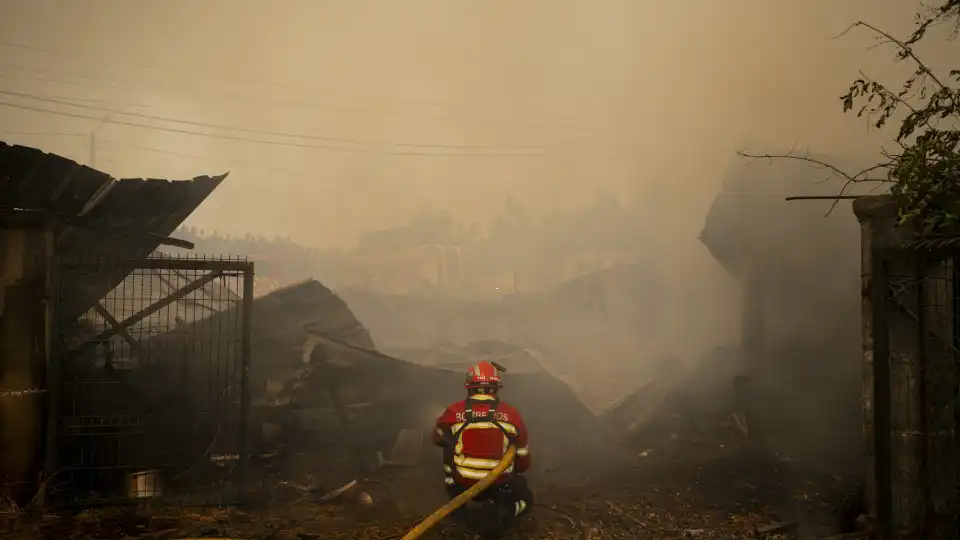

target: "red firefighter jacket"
[431,393,531,487]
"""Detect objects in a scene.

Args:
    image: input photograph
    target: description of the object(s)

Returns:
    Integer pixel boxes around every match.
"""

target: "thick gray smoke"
[0,0,955,478]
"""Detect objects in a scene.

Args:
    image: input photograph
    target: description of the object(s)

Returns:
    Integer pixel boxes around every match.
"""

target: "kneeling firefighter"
[431,361,533,530]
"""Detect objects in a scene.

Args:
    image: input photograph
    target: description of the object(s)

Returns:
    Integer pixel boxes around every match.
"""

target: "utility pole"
[88,117,110,169]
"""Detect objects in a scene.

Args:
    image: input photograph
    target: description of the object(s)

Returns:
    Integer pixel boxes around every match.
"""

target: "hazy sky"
[0,0,954,247]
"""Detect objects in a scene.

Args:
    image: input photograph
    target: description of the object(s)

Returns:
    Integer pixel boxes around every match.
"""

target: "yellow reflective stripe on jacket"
[449,421,518,436]
[457,466,489,480]
[457,466,487,479]
[454,454,501,469]
[455,462,514,480]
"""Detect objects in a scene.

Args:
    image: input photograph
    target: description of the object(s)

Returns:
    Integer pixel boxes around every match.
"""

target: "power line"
[0,39,538,113]
[0,131,87,136]
[100,140,311,176]
[0,98,542,157]
[0,60,599,137]
[0,40,454,107]
[34,94,157,108]
[0,89,541,150]
[0,65,455,123]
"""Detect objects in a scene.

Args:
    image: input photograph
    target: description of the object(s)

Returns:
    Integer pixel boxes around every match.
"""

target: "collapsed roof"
[339,265,669,415]
[145,279,621,477]
[0,142,224,323]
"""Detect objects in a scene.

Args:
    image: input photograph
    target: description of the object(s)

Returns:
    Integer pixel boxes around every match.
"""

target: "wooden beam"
[785,195,862,201]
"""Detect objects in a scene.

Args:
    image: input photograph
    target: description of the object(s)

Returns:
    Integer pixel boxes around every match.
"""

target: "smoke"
[1,0,956,477]
[0,0,941,238]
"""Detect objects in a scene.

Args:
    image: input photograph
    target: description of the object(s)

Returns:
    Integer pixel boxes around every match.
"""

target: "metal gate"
[870,243,960,539]
[47,254,253,507]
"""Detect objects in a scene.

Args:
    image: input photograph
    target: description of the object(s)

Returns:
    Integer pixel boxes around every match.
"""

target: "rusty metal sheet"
[0,142,224,321]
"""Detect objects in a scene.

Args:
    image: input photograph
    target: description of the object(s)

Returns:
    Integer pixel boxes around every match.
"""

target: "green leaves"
[841,1,960,234]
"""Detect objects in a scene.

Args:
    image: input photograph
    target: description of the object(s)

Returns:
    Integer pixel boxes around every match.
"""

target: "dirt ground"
[1,441,865,540]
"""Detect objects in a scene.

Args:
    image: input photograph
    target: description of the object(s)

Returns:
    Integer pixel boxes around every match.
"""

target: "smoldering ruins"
[0,141,871,540]
[2,1,959,539]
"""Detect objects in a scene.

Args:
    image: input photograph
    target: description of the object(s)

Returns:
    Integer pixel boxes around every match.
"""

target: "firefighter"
[431,361,533,532]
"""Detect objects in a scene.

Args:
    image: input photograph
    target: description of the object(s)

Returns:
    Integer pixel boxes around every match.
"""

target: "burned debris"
[0,143,879,539]
[0,143,240,507]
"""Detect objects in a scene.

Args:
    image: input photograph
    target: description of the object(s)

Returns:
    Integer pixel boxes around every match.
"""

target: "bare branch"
[737,151,892,184]
[737,150,893,217]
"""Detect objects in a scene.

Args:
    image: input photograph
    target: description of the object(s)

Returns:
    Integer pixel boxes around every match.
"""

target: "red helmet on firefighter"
[464,361,502,389]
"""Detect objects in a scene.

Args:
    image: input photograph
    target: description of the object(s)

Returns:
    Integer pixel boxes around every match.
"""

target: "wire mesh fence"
[48,254,252,507]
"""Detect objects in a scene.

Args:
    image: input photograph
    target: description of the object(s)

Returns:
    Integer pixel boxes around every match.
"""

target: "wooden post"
[0,213,54,505]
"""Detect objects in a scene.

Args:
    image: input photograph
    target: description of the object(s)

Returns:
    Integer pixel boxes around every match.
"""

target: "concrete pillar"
[0,215,54,505]
[853,195,924,538]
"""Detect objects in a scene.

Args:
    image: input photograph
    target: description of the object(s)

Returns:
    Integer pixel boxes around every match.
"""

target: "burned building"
[228,280,622,504]
[699,154,870,467]
[0,142,238,505]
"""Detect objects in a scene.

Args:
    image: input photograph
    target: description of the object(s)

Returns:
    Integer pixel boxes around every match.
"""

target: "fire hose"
[400,445,518,540]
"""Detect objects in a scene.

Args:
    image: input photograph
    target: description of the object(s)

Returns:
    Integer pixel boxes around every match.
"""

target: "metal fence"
[46,254,253,507]
[870,244,960,539]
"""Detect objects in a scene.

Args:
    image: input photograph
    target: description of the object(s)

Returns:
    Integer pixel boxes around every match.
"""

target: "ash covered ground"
[2,437,862,540]
[1,340,865,540]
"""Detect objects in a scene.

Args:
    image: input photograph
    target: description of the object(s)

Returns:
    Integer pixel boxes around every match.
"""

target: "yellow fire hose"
[400,445,518,540]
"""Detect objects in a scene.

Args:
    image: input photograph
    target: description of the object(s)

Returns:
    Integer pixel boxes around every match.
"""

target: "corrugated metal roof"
[0,142,225,321]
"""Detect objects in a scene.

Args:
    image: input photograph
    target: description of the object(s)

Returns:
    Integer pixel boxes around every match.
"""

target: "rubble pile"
[12,274,863,539]
[201,280,626,504]
[601,346,747,450]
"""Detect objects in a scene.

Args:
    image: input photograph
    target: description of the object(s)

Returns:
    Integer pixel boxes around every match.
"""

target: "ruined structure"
[699,155,865,462]
[0,142,225,504]
[201,279,622,500]
[340,263,666,415]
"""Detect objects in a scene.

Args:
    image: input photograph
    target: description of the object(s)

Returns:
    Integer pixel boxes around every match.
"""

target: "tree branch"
[906,0,960,46]
[835,20,948,91]
[737,151,892,184]
[857,70,920,114]
[737,150,892,216]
